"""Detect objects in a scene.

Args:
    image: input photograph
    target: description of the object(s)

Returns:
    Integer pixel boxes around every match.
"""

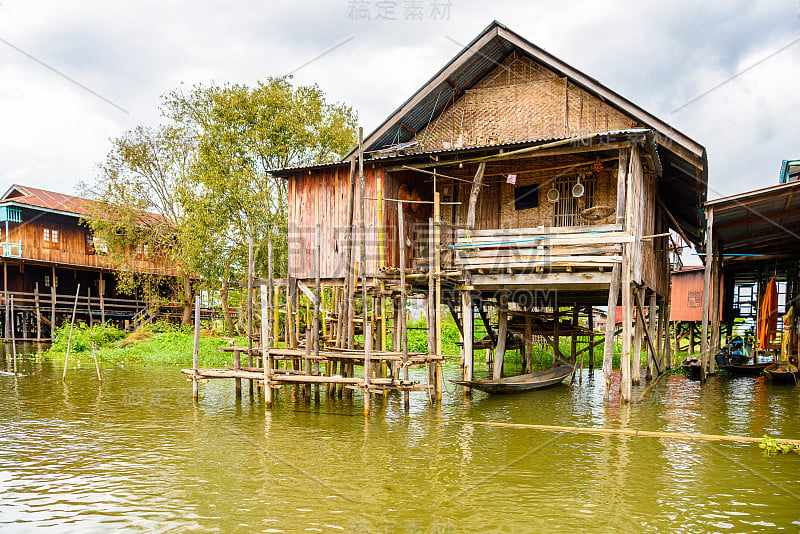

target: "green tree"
[164,77,357,326]
[81,124,199,325]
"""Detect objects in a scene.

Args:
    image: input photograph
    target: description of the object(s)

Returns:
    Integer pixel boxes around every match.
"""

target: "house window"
[552,174,597,227]
[43,228,59,249]
[514,184,540,210]
[44,275,58,288]
[687,290,702,308]
[86,233,94,255]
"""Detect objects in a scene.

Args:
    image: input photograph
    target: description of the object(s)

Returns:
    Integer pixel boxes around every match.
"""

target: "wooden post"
[710,238,721,373]
[51,266,56,337]
[34,282,41,341]
[465,162,486,228]
[99,272,105,324]
[87,286,93,327]
[364,321,372,416]
[61,284,81,381]
[261,285,273,408]
[247,233,255,395]
[553,307,560,368]
[701,207,713,380]
[434,190,443,401]
[524,313,533,374]
[398,205,409,409]
[571,304,579,364]
[234,348,241,398]
[493,291,509,380]
[631,287,643,385]
[192,295,201,399]
[647,292,657,379]
[10,295,16,375]
[620,147,633,402]
[588,310,595,373]
[462,288,473,391]
[603,264,621,398]
[427,218,435,397]
[2,261,7,340]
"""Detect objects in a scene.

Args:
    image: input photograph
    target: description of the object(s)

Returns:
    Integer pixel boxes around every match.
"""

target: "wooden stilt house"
[275,21,708,402]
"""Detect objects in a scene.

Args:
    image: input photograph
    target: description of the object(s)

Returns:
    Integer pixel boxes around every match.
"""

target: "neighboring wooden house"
[274,21,708,402]
[0,184,186,340]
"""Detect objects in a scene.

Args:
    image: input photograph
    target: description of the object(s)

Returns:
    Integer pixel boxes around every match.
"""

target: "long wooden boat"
[452,365,573,393]
[764,362,799,384]
[681,357,703,380]
[718,362,771,376]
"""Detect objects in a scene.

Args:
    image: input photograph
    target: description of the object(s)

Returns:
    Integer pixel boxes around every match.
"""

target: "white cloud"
[0,0,798,199]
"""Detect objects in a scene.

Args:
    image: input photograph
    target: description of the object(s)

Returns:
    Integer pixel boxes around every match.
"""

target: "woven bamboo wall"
[413,52,639,151]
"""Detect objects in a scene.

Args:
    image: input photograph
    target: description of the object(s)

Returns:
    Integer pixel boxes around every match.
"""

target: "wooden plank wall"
[288,163,381,279]
[5,210,177,275]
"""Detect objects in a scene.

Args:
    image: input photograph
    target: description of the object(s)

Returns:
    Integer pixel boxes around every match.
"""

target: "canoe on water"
[451,365,573,393]
[764,362,799,384]
[681,357,703,380]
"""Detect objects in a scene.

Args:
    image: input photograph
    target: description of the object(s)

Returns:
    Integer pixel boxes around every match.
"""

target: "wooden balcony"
[454,224,630,290]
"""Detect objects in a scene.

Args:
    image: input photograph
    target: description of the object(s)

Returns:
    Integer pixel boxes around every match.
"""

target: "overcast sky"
[1,0,798,202]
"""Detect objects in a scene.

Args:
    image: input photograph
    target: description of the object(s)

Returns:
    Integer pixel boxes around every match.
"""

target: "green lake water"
[1,344,799,533]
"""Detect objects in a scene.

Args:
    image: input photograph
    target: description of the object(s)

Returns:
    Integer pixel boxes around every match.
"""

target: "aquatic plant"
[759,436,800,456]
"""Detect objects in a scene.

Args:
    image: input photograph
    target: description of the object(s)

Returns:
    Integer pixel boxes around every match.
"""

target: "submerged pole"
[61,284,81,381]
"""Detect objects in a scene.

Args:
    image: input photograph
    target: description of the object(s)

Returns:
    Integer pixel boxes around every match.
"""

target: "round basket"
[546,187,560,203]
[580,205,615,221]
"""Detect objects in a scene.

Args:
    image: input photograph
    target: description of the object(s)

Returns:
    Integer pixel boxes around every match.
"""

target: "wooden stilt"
[99,272,105,324]
[588,309,595,374]
[621,262,632,402]
[493,291,508,380]
[602,264,621,398]
[701,207,713,380]
[524,313,533,374]
[34,282,41,341]
[571,304,579,364]
[192,295,201,399]
[647,292,657,379]
[433,190,443,401]
[247,234,255,395]
[234,348,242,398]
[398,204,409,409]
[631,287,643,385]
[50,266,56,337]
[10,295,17,375]
[461,287,473,393]
[261,285,273,407]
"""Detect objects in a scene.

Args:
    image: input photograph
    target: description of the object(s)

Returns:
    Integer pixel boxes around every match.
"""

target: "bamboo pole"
[424,417,798,446]
[192,295,201,399]
[398,205,409,409]
[61,284,81,381]
[312,224,321,400]
[434,190,442,401]
[87,287,93,327]
[99,272,105,324]
[647,292,657,379]
[427,217,436,400]
[247,234,255,395]
[462,288,473,393]
[90,342,102,384]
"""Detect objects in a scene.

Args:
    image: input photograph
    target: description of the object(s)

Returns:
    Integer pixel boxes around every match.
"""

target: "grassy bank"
[44,321,243,366]
[44,318,675,371]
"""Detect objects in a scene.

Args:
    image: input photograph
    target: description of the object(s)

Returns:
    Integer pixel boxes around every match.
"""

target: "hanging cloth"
[757,277,779,350]
[781,306,795,361]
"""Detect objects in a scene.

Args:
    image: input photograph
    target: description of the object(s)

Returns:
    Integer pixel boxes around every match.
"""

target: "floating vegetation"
[759,436,800,457]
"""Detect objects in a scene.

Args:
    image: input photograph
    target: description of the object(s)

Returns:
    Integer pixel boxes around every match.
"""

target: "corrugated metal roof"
[707,180,800,255]
[0,185,91,217]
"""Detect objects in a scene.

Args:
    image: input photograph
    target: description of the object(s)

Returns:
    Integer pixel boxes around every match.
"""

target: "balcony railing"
[0,242,22,258]
[454,224,628,273]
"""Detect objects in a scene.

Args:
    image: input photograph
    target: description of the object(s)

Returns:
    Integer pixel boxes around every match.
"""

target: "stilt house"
[274,21,708,402]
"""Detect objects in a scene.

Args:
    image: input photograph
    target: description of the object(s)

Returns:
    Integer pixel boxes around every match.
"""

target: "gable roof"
[0,184,90,218]
[354,21,705,167]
